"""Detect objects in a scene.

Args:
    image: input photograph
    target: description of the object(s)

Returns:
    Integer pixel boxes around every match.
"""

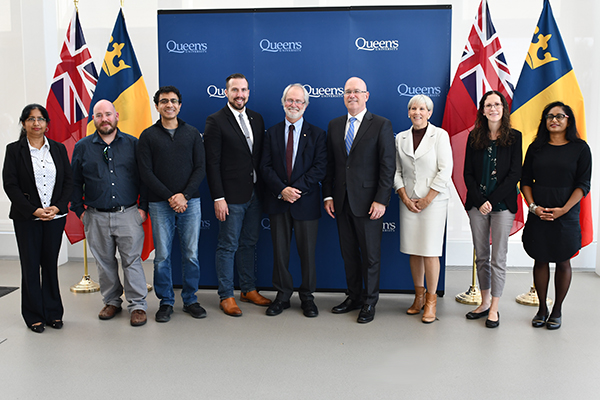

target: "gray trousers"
[83,206,148,311]
[467,208,515,298]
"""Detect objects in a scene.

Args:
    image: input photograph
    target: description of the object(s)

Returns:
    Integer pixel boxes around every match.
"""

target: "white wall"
[1,0,598,272]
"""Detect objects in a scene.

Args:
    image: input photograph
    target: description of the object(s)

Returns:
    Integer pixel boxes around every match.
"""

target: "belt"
[94,203,137,213]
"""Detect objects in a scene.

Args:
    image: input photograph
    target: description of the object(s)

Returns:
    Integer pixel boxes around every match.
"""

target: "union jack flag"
[46,9,98,244]
[442,0,524,235]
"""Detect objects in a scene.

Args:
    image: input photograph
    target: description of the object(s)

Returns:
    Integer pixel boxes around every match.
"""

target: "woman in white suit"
[394,95,453,323]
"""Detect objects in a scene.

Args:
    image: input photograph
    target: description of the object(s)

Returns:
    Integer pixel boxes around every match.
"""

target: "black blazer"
[260,120,327,221]
[204,105,265,204]
[463,128,522,213]
[3,136,73,221]
[322,111,395,217]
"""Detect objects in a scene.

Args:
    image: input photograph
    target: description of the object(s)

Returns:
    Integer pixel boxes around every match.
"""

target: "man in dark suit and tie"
[260,83,327,317]
[204,73,272,316]
[323,77,395,323]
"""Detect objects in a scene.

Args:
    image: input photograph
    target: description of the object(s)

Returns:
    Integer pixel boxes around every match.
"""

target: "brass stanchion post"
[455,248,482,305]
[70,239,100,293]
[515,282,553,307]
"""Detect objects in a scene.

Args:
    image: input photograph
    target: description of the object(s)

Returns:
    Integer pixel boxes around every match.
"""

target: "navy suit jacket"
[204,105,264,204]
[3,137,72,221]
[260,120,327,221]
[322,111,395,217]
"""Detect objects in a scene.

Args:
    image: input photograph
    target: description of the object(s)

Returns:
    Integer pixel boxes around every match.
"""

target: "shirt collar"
[285,117,303,132]
[92,129,123,145]
[227,102,246,118]
[27,136,49,151]
[347,108,367,123]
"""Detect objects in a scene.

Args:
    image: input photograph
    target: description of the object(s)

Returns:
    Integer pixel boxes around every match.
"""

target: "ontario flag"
[442,0,524,235]
[89,9,154,259]
[45,9,98,244]
[511,0,592,248]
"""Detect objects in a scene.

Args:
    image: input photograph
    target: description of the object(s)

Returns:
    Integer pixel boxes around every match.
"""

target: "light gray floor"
[1,260,599,399]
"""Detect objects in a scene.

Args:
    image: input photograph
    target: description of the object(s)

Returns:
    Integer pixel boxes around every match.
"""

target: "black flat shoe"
[29,323,45,333]
[532,313,548,328]
[466,308,490,320]
[48,320,63,329]
[546,316,562,330]
[485,312,500,328]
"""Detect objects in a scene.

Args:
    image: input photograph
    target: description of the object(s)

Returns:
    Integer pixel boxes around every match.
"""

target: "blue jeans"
[215,191,262,299]
[149,198,201,306]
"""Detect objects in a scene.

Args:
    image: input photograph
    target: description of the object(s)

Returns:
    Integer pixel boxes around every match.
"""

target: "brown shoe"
[130,310,147,327]
[422,292,438,324]
[220,297,242,317]
[98,305,122,320]
[240,290,272,306]
[407,286,426,315]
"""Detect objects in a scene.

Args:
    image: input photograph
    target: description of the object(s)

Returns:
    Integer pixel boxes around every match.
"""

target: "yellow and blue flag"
[511,0,592,247]
[87,9,152,138]
[88,8,154,259]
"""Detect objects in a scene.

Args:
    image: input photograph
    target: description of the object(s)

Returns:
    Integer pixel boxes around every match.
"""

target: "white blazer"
[393,123,453,201]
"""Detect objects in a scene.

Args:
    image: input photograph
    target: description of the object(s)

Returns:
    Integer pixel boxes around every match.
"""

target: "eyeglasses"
[103,146,109,164]
[158,98,180,105]
[285,99,305,106]
[26,117,46,123]
[484,103,503,110]
[545,113,568,121]
[344,89,367,95]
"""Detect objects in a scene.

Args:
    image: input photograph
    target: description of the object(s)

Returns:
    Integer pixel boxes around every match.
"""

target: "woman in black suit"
[463,91,522,328]
[2,104,72,333]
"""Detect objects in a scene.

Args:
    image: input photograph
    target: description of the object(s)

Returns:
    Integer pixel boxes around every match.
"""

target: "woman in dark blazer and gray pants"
[463,91,522,328]
[2,104,72,333]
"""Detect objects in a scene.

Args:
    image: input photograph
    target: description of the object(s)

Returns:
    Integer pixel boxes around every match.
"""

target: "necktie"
[345,117,357,155]
[238,113,253,153]
[286,124,294,181]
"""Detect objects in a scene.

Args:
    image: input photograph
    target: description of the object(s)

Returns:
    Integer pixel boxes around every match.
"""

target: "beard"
[95,121,117,136]
[228,97,247,111]
[285,107,304,122]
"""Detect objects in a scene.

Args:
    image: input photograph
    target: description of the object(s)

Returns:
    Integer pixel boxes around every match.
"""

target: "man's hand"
[169,193,188,213]
[214,199,229,222]
[368,201,386,220]
[324,199,335,219]
[281,187,302,203]
[138,209,147,223]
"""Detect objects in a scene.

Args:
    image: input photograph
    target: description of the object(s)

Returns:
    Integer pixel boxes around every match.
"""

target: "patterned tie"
[286,124,294,181]
[238,113,253,153]
[345,117,357,155]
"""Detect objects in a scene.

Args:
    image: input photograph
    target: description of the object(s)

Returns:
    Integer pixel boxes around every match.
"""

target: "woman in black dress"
[2,104,73,333]
[521,101,591,330]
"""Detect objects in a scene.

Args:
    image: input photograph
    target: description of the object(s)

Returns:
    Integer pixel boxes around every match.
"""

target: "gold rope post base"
[70,274,100,293]
[455,285,482,305]
[146,283,153,292]
[455,248,482,305]
[515,286,553,307]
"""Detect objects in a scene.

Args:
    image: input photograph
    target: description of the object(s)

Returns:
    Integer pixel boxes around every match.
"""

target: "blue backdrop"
[157,6,452,293]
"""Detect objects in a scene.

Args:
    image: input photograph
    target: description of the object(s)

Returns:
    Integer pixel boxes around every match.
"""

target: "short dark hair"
[19,104,50,139]
[532,101,581,148]
[153,86,182,105]
[226,73,247,89]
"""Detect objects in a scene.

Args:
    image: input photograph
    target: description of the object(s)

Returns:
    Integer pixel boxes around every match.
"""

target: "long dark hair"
[19,104,50,139]
[531,101,581,148]
[469,90,513,150]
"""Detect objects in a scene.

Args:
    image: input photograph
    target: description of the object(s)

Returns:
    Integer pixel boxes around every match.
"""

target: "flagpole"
[70,239,100,293]
[455,248,482,305]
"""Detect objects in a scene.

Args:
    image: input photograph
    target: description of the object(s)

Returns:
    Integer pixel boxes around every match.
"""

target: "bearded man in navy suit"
[260,84,327,318]
[322,77,395,324]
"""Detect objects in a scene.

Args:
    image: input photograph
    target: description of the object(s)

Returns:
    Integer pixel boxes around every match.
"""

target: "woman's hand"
[398,188,420,213]
[537,206,566,221]
[414,197,432,211]
[479,201,492,215]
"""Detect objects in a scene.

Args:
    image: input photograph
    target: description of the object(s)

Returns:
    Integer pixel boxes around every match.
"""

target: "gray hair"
[407,94,434,112]
[281,83,309,107]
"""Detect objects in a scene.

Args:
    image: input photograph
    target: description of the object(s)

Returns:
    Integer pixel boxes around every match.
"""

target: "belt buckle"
[117,205,126,213]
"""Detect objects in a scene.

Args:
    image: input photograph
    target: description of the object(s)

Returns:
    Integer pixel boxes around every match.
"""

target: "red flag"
[442,0,524,235]
[46,9,98,244]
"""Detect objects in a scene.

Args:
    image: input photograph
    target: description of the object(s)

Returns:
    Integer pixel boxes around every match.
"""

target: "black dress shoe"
[485,312,500,328]
[48,320,63,329]
[332,297,363,314]
[466,308,490,320]
[29,323,45,333]
[357,304,375,324]
[301,300,319,318]
[532,312,548,328]
[546,316,562,330]
[266,299,290,316]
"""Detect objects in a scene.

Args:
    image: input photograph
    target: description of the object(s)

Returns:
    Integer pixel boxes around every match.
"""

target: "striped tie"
[345,117,357,155]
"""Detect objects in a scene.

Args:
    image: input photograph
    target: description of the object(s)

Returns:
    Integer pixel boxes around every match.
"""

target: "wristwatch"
[528,202,538,214]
